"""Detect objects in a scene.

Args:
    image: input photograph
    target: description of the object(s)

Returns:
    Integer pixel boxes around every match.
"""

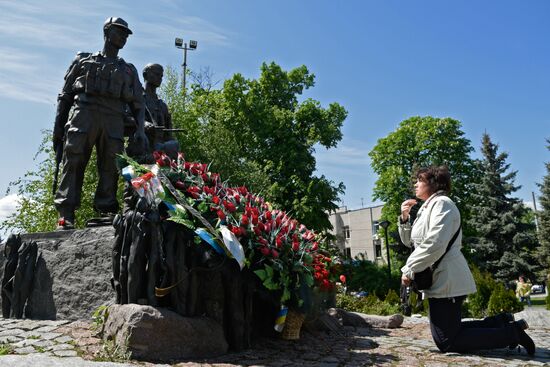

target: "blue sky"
[0,0,549,223]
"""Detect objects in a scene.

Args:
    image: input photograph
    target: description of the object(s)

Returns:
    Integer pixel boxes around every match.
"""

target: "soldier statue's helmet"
[103,17,133,35]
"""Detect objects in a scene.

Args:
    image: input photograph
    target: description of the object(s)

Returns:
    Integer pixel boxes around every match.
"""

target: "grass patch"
[530,298,547,307]
[27,335,41,340]
[93,337,131,363]
[67,340,86,358]
[33,345,47,353]
[0,343,14,355]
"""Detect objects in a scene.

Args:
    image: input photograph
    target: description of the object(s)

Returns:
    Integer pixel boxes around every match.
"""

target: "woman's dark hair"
[416,165,451,194]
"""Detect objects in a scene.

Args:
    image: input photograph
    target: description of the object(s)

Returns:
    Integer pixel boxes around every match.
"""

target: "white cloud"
[0,194,22,240]
[132,18,231,49]
[0,50,36,73]
[0,1,231,104]
[0,47,60,104]
[0,194,20,222]
[0,15,94,50]
[0,1,108,50]
[314,138,371,168]
[0,1,230,50]
[0,0,112,18]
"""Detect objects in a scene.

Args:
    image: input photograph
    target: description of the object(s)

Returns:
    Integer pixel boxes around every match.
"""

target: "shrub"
[363,293,379,306]
[466,265,498,318]
[365,300,401,316]
[487,283,524,316]
[342,256,400,298]
[335,292,363,311]
[384,289,400,306]
[546,292,550,311]
[336,293,400,316]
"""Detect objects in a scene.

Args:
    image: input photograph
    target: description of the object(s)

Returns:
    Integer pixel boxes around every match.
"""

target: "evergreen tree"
[467,133,539,282]
[536,139,550,278]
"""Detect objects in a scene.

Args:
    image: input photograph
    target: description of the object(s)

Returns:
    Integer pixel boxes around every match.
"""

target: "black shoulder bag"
[412,225,461,291]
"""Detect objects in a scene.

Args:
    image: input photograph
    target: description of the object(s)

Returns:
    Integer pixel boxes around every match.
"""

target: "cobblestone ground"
[0,308,549,366]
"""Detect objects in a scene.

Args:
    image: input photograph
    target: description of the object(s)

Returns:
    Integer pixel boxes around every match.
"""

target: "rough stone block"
[103,304,228,361]
[0,227,115,320]
[328,308,404,328]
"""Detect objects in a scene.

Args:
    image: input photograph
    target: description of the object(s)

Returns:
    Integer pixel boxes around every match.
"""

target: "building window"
[374,238,382,258]
[343,225,350,239]
[372,220,380,234]
[345,248,351,259]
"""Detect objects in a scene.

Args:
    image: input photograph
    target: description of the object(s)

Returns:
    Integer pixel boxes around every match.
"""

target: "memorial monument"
[0,15,347,361]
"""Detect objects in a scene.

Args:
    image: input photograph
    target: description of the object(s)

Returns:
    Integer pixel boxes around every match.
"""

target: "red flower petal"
[260,246,270,256]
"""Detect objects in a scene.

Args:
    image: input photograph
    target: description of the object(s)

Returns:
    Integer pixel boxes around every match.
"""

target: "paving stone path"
[0,307,549,366]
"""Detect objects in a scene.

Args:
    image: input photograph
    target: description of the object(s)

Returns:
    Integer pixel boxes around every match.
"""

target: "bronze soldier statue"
[143,63,174,151]
[124,63,179,162]
[52,17,147,229]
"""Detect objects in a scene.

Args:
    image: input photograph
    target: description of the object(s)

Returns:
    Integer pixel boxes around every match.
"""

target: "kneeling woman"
[398,165,535,355]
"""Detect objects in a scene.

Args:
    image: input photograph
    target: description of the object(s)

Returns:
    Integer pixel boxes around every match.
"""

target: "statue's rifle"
[145,103,185,134]
[153,127,186,133]
[52,140,64,196]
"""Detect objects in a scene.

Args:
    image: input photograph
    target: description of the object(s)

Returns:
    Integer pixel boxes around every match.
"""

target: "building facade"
[328,204,387,264]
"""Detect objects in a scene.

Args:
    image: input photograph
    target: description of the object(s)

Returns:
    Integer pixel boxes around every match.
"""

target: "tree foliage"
[161,67,271,193]
[466,133,540,282]
[1,130,100,233]
[340,255,400,297]
[163,62,347,232]
[368,116,477,262]
[536,139,550,277]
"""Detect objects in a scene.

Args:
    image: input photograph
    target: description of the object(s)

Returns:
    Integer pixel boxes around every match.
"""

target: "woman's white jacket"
[398,192,476,299]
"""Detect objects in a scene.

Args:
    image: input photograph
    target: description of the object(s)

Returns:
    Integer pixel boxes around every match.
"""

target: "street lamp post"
[379,220,391,279]
[175,38,198,93]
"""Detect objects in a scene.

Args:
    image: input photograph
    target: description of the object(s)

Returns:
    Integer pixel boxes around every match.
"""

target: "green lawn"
[527,292,548,308]
[530,297,547,308]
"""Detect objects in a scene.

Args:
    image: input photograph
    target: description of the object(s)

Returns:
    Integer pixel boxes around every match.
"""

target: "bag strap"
[431,224,461,271]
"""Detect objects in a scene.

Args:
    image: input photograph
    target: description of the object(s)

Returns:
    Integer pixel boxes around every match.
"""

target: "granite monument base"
[0,227,115,320]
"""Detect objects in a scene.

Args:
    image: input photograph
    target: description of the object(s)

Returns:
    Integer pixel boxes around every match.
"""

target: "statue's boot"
[86,212,117,227]
[56,209,75,230]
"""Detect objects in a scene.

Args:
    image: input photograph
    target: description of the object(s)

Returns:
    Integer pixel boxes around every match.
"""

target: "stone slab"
[0,354,138,366]
[0,227,116,320]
